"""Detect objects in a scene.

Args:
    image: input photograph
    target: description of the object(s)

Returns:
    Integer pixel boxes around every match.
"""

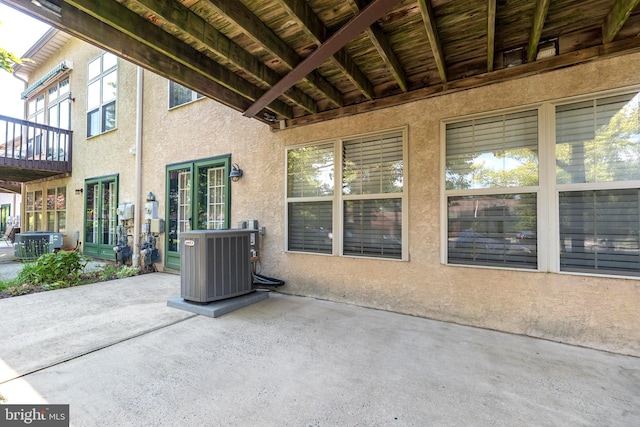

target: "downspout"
[132,66,143,267]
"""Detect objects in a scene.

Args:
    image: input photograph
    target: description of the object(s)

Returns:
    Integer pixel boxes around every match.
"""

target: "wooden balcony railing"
[0,114,72,182]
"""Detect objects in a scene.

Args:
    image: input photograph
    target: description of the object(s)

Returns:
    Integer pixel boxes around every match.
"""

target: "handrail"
[0,114,73,173]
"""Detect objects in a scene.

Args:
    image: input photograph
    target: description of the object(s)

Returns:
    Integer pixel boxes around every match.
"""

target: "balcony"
[0,115,72,190]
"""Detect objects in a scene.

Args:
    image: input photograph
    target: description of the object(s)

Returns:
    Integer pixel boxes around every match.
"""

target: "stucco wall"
[23,40,640,356]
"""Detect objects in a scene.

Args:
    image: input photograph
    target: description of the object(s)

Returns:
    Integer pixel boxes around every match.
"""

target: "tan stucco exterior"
[21,38,640,356]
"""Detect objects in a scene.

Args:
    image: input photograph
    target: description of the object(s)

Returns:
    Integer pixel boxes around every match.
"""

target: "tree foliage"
[0,20,28,73]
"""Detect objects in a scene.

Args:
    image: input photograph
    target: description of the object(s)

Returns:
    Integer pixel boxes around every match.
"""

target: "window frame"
[441,86,640,279]
[285,127,409,261]
[86,52,118,138]
[168,81,204,109]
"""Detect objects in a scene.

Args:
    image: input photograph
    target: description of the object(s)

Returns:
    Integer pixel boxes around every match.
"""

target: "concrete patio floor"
[0,272,639,426]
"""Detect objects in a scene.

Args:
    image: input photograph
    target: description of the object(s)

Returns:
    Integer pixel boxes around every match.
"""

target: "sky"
[0,4,50,117]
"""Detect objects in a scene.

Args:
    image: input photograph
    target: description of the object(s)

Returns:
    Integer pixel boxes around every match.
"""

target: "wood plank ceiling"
[4,0,640,129]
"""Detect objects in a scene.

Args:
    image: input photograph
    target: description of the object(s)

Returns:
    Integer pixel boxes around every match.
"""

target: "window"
[444,90,640,277]
[445,111,539,269]
[286,129,407,260]
[46,187,67,234]
[556,93,640,276]
[25,190,43,231]
[169,81,203,109]
[87,52,117,137]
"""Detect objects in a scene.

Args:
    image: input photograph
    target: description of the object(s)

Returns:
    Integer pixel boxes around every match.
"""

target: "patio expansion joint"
[0,313,199,385]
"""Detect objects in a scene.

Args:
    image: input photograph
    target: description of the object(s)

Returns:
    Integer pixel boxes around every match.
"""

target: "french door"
[166,156,230,270]
[84,175,118,259]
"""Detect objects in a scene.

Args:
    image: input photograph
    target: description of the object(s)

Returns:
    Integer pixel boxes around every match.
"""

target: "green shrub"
[116,266,139,279]
[19,251,89,286]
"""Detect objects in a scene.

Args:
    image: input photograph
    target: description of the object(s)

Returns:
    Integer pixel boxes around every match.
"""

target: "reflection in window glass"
[560,189,640,275]
[287,143,334,198]
[556,93,640,184]
[343,199,402,259]
[447,194,537,269]
[288,201,333,254]
[446,110,539,190]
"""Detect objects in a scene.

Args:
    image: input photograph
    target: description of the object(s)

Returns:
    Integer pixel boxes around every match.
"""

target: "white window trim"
[440,85,640,280]
[285,126,409,261]
[87,52,118,138]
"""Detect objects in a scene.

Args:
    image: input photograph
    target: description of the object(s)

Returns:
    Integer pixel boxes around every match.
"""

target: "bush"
[19,251,89,286]
[116,266,139,279]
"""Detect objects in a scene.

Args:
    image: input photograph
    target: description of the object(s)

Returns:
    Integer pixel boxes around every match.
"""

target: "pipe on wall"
[132,66,143,267]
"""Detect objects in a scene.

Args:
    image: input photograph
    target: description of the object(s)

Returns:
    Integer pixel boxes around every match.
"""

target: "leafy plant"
[19,251,89,286]
[115,266,139,279]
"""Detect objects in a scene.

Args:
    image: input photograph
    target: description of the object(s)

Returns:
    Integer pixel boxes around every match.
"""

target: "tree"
[0,20,27,73]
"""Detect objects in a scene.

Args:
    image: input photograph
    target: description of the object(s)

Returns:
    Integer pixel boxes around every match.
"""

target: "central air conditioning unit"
[180,229,254,303]
[14,231,63,259]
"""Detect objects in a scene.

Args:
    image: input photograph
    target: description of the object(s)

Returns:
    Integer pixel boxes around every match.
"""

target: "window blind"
[343,199,402,259]
[288,201,332,254]
[287,143,334,198]
[556,93,640,184]
[446,110,538,190]
[559,189,640,275]
[343,131,403,195]
[447,194,537,269]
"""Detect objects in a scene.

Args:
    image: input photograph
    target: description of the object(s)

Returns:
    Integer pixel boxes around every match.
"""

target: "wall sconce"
[75,188,83,195]
[229,163,243,182]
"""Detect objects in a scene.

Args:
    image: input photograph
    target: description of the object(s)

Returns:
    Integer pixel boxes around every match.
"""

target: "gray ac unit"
[180,229,254,303]
[14,231,63,259]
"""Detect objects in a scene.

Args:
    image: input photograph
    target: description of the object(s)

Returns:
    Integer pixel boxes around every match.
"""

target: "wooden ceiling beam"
[276,0,375,100]
[62,0,292,118]
[487,0,496,72]
[527,0,551,63]
[243,0,401,118]
[346,0,407,92]
[195,0,344,108]
[602,0,640,44]
[278,35,640,130]
[3,0,263,118]
[128,0,317,114]
[417,0,447,84]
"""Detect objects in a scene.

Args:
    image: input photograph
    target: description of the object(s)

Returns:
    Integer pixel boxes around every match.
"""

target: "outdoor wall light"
[229,163,243,182]
[75,188,83,195]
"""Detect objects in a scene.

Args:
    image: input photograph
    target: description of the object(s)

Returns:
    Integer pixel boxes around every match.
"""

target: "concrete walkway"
[0,273,639,426]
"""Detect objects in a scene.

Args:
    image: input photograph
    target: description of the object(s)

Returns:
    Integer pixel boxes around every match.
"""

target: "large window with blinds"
[445,111,539,269]
[286,129,407,260]
[444,90,640,277]
[556,93,640,276]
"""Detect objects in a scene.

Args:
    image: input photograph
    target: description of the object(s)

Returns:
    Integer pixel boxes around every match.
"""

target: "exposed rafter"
[487,0,496,72]
[62,0,293,118]
[276,0,375,100]
[6,0,260,117]
[127,0,317,114]
[527,0,551,63]
[417,0,447,84]
[346,0,407,92]
[602,0,640,44]
[243,0,402,118]
[195,0,344,108]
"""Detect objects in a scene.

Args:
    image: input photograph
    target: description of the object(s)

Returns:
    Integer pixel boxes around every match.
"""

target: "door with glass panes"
[84,175,118,259]
[166,157,230,270]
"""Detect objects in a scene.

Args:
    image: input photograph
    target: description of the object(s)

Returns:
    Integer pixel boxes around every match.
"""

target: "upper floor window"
[87,52,117,137]
[286,128,407,260]
[169,81,203,109]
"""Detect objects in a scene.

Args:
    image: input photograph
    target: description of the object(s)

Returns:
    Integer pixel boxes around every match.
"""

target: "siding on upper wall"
[23,37,640,356]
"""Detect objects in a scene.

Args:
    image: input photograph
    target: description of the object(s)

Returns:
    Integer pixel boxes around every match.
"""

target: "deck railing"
[0,114,72,174]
